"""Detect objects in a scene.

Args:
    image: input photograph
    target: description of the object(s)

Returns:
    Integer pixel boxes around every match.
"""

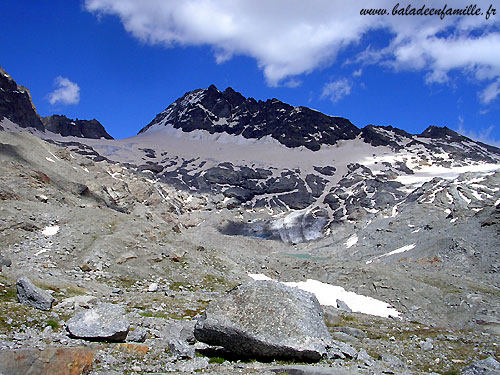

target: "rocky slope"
[0,72,499,374]
[52,85,500,244]
[1,129,499,375]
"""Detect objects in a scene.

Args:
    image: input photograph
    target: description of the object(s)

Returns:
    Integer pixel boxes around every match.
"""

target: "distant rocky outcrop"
[0,66,113,139]
[194,280,332,361]
[41,114,113,139]
[0,66,44,131]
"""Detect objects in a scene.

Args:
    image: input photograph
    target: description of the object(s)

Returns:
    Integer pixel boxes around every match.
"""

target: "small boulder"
[148,282,159,292]
[168,338,196,359]
[66,303,130,342]
[16,277,54,311]
[194,280,332,361]
[336,299,352,313]
[420,338,434,351]
[126,327,148,343]
[0,255,12,267]
[356,348,375,367]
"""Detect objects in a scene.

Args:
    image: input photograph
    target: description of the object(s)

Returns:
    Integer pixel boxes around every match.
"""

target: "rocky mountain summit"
[0,68,499,374]
[138,85,359,151]
[0,65,44,131]
[41,115,113,140]
[0,66,112,140]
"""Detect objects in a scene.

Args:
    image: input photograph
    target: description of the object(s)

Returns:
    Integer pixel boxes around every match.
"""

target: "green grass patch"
[139,311,171,319]
[208,356,226,364]
[45,319,60,331]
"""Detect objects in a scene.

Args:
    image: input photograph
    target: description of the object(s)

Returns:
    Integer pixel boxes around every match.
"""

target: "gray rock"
[330,331,359,344]
[147,282,159,292]
[460,357,500,374]
[168,338,195,359]
[356,348,375,366]
[160,320,195,343]
[0,255,12,267]
[336,299,352,313]
[126,327,147,343]
[194,280,332,361]
[163,357,209,373]
[270,365,355,375]
[420,338,434,351]
[380,353,406,369]
[180,323,196,344]
[335,326,366,339]
[66,303,130,342]
[326,340,357,360]
[16,277,54,311]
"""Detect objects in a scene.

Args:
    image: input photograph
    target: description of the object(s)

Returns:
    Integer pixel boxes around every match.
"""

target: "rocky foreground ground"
[0,130,499,374]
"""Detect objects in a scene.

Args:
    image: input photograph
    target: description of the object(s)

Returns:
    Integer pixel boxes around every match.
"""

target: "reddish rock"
[0,347,95,375]
[115,343,150,356]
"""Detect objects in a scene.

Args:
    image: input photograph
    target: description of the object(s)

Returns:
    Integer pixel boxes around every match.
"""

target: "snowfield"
[248,274,401,318]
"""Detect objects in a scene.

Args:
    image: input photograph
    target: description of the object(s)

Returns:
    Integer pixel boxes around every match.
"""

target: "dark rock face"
[16,277,54,311]
[0,67,113,139]
[0,66,44,130]
[139,85,360,151]
[360,125,412,150]
[42,115,113,139]
[66,303,130,342]
[194,280,332,361]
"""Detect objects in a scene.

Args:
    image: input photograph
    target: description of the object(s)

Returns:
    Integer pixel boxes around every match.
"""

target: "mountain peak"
[420,125,461,139]
[139,86,360,150]
[0,65,44,131]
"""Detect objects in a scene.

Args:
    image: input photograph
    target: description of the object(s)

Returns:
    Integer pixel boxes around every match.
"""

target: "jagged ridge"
[139,85,360,151]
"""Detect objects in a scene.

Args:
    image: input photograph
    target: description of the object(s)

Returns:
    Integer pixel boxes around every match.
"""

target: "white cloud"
[48,76,80,105]
[321,78,352,103]
[457,117,500,147]
[283,78,302,88]
[84,0,500,95]
[480,78,500,104]
[352,68,363,77]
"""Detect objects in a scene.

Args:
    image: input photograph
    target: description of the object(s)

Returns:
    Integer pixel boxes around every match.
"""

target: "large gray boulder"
[460,357,500,375]
[194,280,332,361]
[16,277,54,311]
[66,303,130,342]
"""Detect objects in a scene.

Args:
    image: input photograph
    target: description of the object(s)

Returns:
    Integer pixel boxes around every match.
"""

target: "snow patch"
[248,274,401,318]
[396,164,500,186]
[42,225,59,236]
[458,191,471,204]
[248,273,273,281]
[366,243,416,264]
[345,234,358,248]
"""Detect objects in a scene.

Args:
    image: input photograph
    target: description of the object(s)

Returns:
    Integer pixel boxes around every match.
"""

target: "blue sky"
[1,1,500,146]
